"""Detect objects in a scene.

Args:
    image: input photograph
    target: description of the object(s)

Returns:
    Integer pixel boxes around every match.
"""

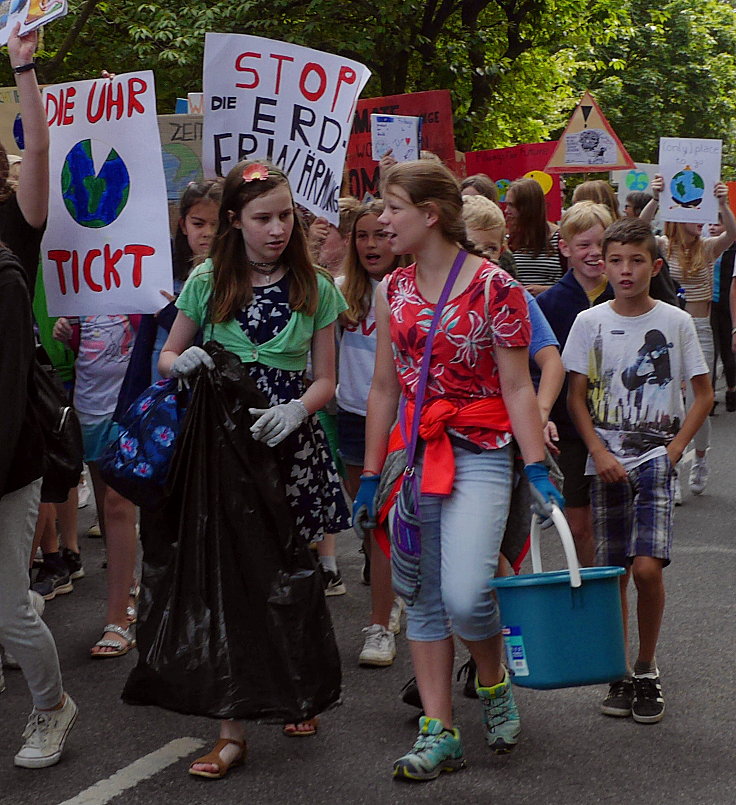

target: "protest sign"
[202,33,370,225]
[0,85,22,155]
[157,113,203,201]
[658,137,721,224]
[610,162,660,223]
[545,91,635,173]
[42,71,173,316]
[370,114,421,162]
[0,0,67,46]
[187,92,204,114]
[466,142,562,222]
[346,89,457,200]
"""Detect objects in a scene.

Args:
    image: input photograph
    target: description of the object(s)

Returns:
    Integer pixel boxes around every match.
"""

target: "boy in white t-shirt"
[563,218,712,724]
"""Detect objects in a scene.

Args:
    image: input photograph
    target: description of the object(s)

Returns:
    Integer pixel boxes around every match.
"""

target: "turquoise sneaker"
[477,669,521,753]
[393,716,466,781]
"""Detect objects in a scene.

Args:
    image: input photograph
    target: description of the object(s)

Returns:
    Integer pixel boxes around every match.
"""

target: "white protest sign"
[370,114,421,162]
[42,71,173,316]
[0,0,67,46]
[203,33,370,225]
[658,138,721,224]
[610,162,660,223]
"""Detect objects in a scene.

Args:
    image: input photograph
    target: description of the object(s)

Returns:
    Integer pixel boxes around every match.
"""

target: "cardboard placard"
[346,89,457,201]
[466,142,562,222]
[545,91,635,173]
[202,33,370,225]
[42,71,173,316]
[157,113,204,201]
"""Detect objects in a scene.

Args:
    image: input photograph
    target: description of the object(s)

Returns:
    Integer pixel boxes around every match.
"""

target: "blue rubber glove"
[352,474,381,539]
[524,461,565,529]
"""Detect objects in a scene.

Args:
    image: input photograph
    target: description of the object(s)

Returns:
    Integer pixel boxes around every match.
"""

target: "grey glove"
[170,346,215,378]
[249,400,309,447]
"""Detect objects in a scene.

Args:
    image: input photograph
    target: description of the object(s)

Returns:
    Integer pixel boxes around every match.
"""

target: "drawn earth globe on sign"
[61,139,130,228]
[670,167,705,209]
[161,143,203,201]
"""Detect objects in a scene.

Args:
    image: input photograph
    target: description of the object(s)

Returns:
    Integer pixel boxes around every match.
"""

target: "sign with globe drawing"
[41,71,173,316]
[61,139,131,228]
[658,137,722,224]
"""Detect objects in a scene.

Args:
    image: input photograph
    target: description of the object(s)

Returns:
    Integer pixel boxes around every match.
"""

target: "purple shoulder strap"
[400,250,468,468]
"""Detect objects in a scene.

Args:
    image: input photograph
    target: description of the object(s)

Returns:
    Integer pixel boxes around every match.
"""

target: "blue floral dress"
[235,274,350,542]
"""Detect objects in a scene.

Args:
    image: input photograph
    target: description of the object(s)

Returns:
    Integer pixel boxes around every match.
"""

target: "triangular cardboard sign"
[545,91,635,173]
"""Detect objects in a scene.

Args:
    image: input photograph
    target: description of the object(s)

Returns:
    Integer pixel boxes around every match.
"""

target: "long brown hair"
[380,160,481,256]
[664,221,707,277]
[209,160,317,322]
[506,177,554,257]
[572,180,621,220]
[340,200,404,324]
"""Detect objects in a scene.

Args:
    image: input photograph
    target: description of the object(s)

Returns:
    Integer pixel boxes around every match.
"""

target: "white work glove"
[249,400,309,447]
[170,346,215,378]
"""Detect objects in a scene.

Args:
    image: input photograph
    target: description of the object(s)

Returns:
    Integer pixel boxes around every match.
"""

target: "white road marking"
[57,737,205,805]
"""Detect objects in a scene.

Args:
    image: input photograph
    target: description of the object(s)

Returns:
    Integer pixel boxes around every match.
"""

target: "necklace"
[248,258,280,269]
[250,263,281,276]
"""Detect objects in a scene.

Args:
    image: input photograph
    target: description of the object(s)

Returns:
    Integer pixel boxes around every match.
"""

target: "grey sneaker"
[14,693,78,768]
[689,459,709,495]
[388,597,405,635]
[393,716,466,781]
[477,669,521,753]
[359,624,396,667]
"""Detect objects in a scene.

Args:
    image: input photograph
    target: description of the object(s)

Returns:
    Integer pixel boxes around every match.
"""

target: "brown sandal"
[282,717,319,737]
[188,738,246,779]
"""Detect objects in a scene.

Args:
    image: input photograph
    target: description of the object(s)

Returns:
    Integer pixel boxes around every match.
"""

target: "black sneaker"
[61,548,84,580]
[727,390,736,412]
[601,678,634,717]
[400,676,422,710]
[456,659,479,699]
[322,567,346,597]
[32,565,73,601]
[632,674,665,723]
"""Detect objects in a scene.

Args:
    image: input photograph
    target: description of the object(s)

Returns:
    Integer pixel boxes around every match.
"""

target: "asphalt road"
[1,402,735,805]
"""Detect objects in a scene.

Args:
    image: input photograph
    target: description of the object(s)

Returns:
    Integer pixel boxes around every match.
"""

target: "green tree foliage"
[574,0,736,176]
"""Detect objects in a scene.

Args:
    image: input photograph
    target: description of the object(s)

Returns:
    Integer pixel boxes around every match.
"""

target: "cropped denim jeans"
[405,444,513,643]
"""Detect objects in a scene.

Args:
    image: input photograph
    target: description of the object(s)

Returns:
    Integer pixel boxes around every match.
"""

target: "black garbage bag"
[122,342,342,722]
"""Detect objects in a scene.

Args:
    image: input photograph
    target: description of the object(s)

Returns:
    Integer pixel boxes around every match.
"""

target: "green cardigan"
[176,259,347,370]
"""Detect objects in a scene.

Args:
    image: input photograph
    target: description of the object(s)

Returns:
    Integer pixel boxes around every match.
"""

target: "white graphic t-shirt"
[562,301,707,473]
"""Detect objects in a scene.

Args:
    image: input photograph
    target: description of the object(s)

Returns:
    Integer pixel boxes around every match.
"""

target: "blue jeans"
[405,444,513,642]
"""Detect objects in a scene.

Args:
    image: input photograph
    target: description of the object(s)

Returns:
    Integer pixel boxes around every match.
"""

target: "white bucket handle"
[530,505,582,588]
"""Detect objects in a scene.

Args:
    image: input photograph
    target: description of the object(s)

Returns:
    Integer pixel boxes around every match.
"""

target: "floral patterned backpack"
[99,378,190,509]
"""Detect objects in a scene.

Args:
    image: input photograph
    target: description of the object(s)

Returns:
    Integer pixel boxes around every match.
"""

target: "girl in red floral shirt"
[355,161,562,781]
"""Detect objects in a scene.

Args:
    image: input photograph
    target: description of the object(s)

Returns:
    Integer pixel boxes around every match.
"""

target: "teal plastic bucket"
[490,507,626,690]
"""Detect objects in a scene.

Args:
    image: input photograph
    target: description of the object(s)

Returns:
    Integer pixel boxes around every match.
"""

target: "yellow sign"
[545,91,635,173]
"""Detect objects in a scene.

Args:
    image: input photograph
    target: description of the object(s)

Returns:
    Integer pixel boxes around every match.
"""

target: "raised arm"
[709,183,736,259]
[639,174,662,225]
[8,26,48,229]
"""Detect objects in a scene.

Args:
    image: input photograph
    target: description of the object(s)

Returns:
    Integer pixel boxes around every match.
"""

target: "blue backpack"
[99,378,189,509]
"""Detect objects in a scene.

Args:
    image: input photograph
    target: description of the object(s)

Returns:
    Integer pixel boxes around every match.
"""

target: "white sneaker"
[359,624,396,667]
[3,590,46,669]
[673,476,683,506]
[388,597,405,635]
[14,693,78,768]
[689,459,709,495]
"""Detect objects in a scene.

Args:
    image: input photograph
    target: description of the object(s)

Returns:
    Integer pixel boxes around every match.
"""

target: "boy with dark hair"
[563,217,712,722]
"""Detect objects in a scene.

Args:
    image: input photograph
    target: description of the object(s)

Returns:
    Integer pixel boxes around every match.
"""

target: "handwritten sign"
[466,142,562,222]
[157,113,203,201]
[658,137,721,224]
[370,114,421,162]
[202,33,370,225]
[0,0,67,46]
[346,90,457,201]
[42,71,173,316]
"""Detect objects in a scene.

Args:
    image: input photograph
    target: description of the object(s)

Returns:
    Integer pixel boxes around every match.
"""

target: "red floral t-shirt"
[385,259,530,449]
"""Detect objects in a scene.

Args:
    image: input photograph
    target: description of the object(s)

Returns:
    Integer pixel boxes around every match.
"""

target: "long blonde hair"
[664,221,707,277]
[340,200,403,324]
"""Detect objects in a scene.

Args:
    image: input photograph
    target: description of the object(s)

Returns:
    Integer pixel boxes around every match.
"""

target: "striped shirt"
[510,230,563,286]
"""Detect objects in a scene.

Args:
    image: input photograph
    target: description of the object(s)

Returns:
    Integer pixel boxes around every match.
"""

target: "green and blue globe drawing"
[61,139,130,228]
[162,143,202,201]
[670,168,704,209]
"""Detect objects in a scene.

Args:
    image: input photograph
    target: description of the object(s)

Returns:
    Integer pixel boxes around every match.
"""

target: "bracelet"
[13,62,36,74]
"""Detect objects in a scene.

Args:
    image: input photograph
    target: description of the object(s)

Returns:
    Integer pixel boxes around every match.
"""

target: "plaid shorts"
[591,452,675,568]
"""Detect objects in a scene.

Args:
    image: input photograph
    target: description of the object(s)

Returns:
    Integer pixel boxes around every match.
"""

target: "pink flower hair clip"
[242,163,270,183]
